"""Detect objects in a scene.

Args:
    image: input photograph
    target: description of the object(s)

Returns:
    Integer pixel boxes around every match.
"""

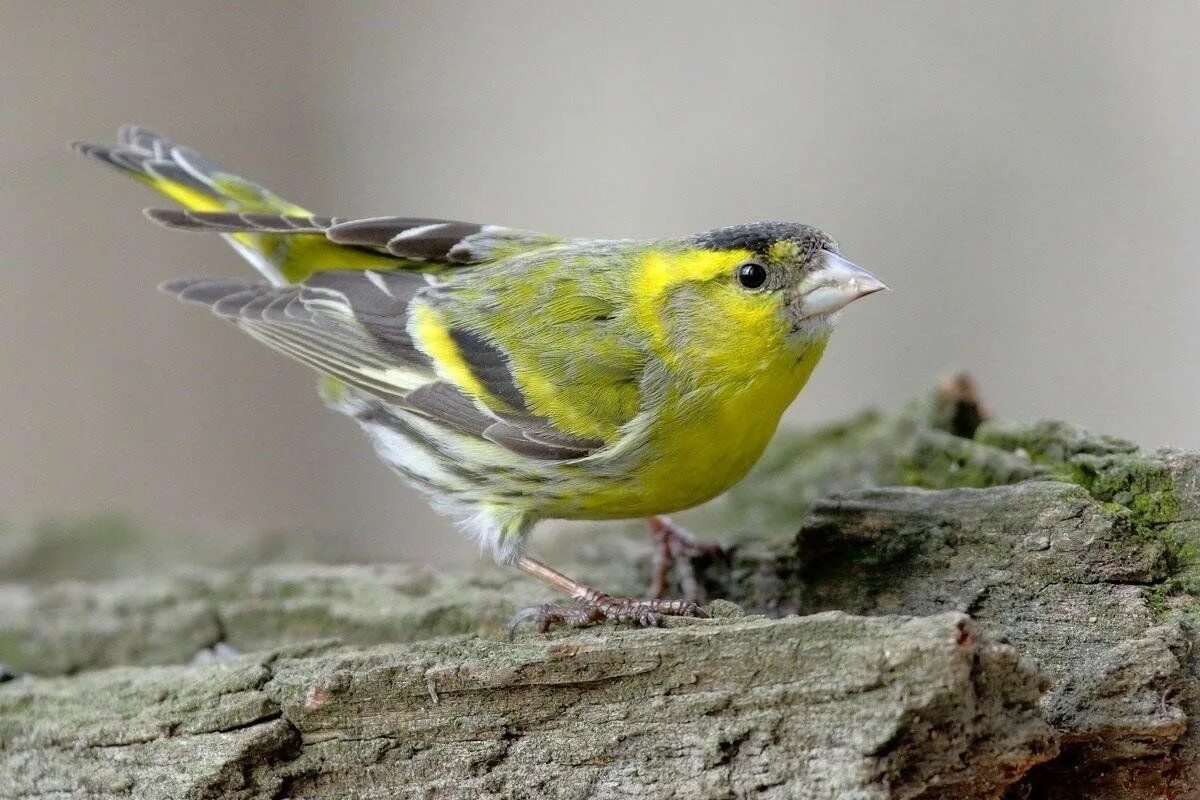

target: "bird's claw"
[511,593,710,634]
[648,516,730,601]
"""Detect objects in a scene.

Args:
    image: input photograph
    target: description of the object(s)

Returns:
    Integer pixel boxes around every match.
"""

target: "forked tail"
[72,125,393,284]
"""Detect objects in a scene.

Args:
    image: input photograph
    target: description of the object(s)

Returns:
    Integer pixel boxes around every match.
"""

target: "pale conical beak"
[795,250,889,320]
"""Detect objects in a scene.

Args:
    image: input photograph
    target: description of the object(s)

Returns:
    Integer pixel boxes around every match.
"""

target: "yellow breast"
[573,335,829,519]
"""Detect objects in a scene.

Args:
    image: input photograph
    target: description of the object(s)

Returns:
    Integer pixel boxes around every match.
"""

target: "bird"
[72,125,887,630]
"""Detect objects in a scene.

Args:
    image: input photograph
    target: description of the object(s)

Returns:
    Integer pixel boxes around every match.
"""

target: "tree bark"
[1,381,1197,798]
[1,611,1055,800]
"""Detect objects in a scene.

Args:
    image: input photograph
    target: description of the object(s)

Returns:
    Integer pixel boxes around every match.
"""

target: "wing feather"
[164,270,602,460]
[147,209,564,265]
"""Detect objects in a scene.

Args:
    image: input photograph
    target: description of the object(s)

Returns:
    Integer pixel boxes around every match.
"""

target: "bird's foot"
[512,593,710,633]
[647,515,729,601]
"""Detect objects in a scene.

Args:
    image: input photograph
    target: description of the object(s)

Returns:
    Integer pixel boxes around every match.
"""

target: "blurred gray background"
[4,1,1198,568]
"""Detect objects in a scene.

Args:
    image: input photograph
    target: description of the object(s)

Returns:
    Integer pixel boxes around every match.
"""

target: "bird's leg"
[512,555,709,633]
[646,515,728,601]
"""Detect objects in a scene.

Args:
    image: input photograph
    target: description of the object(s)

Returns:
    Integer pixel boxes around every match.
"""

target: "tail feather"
[145,208,336,234]
[73,125,396,284]
[73,126,302,217]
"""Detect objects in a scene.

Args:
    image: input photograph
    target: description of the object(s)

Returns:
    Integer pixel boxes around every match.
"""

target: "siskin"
[73,126,886,630]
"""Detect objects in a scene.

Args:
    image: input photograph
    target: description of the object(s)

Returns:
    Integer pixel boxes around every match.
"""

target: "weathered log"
[1,381,1196,798]
[1,611,1054,799]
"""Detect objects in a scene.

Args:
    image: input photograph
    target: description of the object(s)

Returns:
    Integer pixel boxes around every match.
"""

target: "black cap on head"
[691,222,834,256]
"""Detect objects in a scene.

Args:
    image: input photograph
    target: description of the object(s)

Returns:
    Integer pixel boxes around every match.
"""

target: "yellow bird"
[74,126,887,629]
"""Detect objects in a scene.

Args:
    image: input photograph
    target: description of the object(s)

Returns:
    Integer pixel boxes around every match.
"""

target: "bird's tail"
[72,125,393,284]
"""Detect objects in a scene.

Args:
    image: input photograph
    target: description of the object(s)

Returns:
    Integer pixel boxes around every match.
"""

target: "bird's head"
[691,221,885,340]
[643,222,886,373]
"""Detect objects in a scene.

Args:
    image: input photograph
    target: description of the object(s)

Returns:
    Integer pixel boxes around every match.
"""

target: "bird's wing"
[146,208,565,267]
[164,269,604,460]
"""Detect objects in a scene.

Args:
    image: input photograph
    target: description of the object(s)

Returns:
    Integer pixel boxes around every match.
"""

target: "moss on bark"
[1,379,1197,798]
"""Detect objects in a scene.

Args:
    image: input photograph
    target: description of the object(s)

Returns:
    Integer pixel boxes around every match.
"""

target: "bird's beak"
[795,250,888,319]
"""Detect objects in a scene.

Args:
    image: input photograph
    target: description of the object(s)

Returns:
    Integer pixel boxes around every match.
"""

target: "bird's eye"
[736,262,768,290]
